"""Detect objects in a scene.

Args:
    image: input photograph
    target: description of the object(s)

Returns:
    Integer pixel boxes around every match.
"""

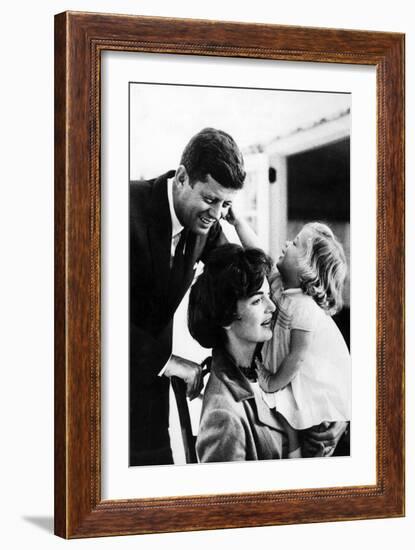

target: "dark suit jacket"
[129,170,226,385]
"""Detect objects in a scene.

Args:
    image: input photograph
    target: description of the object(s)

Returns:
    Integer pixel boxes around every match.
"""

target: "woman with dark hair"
[188,243,287,462]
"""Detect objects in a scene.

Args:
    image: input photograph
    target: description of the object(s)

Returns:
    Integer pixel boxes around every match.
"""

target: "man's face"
[174,166,239,235]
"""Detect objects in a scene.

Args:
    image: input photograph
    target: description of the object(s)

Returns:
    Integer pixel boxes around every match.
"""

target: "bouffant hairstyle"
[180,127,246,190]
[298,222,347,315]
[188,244,273,349]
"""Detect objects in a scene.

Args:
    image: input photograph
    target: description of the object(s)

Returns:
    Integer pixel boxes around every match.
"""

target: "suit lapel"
[182,231,207,285]
[147,172,213,310]
[148,173,173,300]
[189,232,207,267]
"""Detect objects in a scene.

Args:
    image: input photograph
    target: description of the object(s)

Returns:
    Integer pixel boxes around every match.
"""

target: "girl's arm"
[257,329,312,392]
[225,207,262,249]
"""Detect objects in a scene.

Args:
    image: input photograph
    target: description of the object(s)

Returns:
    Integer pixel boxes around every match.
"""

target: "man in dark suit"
[129,128,246,466]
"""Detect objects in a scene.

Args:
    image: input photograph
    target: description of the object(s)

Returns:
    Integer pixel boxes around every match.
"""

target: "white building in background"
[242,108,351,260]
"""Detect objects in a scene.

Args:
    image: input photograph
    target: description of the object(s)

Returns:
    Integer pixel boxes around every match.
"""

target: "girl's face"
[277,227,312,287]
[226,278,276,346]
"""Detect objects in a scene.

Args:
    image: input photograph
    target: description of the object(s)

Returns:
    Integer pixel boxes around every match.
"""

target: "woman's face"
[226,278,276,346]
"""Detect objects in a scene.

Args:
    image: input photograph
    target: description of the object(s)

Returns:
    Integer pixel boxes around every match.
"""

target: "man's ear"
[175,165,188,187]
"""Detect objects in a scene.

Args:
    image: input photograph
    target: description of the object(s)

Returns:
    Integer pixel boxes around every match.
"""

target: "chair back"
[171,376,197,464]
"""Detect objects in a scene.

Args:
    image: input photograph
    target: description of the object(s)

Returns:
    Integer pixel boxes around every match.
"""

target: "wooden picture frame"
[54,11,405,538]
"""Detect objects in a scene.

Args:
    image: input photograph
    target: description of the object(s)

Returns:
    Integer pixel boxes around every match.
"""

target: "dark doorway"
[286,137,350,349]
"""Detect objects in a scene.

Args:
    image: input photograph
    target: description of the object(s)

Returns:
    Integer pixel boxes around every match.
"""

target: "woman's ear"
[223,315,241,332]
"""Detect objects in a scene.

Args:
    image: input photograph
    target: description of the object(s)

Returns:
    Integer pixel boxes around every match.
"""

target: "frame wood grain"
[54,11,405,538]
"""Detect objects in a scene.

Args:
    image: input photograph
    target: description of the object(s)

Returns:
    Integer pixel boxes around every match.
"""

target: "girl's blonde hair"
[298,222,347,315]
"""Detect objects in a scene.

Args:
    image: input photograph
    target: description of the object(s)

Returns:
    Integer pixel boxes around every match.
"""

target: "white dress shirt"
[167,177,185,263]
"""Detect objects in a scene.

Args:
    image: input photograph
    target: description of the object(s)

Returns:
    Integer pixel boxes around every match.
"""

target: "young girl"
[233,218,351,458]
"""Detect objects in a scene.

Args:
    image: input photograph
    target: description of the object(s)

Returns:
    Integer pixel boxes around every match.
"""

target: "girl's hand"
[223,206,240,227]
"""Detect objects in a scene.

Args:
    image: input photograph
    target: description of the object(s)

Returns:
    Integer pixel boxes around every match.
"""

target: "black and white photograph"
[1,0,409,545]
[129,82,351,467]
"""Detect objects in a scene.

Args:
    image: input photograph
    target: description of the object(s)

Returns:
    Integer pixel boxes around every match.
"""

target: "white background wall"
[0,1,412,548]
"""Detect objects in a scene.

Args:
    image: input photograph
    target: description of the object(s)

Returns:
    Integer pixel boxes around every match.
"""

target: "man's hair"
[180,127,246,189]
[298,222,347,315]
[188,244,273,348]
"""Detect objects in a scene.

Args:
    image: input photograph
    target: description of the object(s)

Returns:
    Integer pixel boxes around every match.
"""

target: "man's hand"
[164,355,203,400]
[302,421,349,457]
[182,361,203,400]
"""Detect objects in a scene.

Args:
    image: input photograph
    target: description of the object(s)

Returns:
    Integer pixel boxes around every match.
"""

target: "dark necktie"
[168,228,188,298]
